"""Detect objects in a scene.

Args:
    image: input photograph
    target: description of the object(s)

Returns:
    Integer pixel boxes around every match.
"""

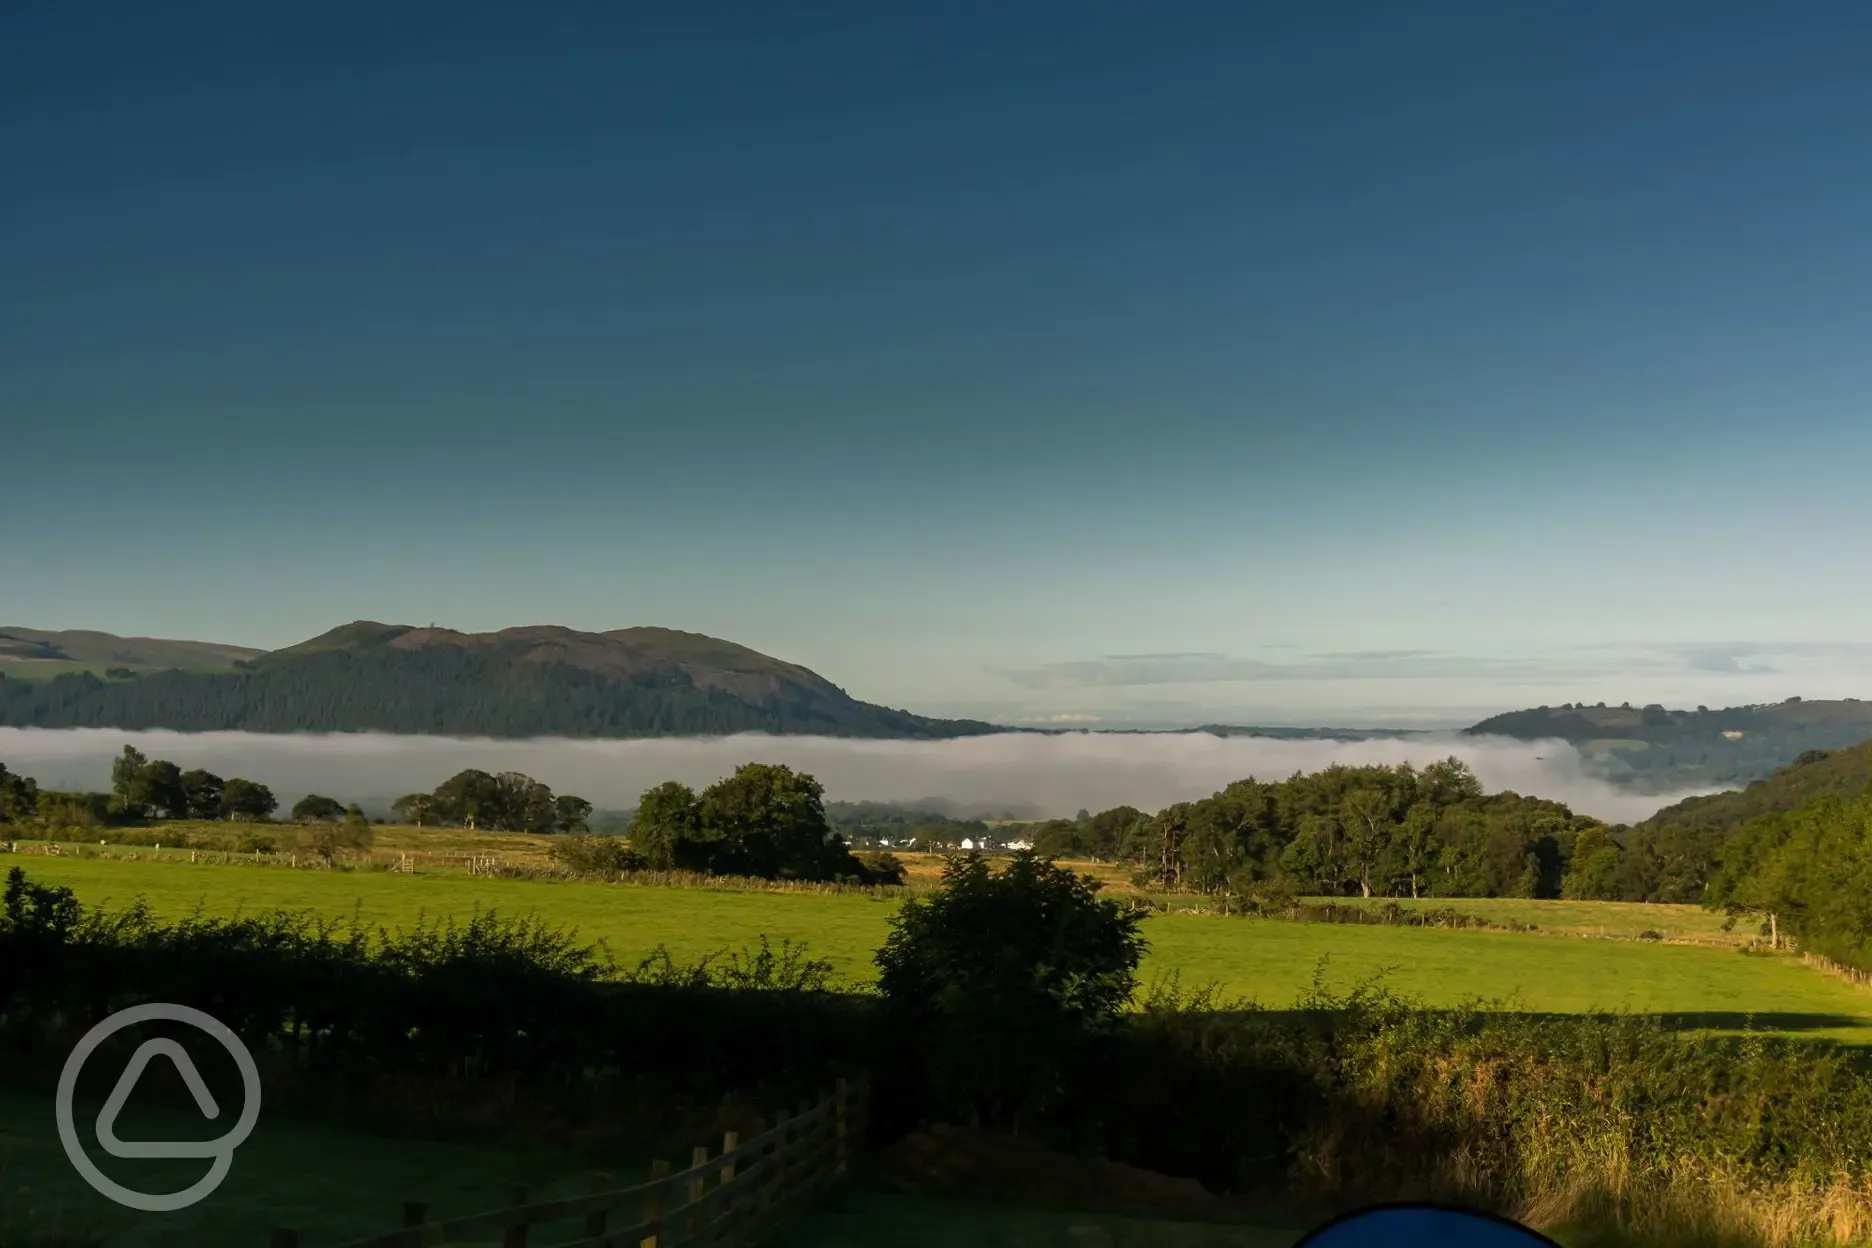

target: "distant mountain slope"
[1464,698,1872,791]
[0,627,263,678]
[1634,740,1872,835]
[0,621,1001,739]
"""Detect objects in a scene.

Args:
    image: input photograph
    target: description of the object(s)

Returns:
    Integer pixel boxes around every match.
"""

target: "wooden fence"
[1805,951,1872,988]
[270,1079,864,1248]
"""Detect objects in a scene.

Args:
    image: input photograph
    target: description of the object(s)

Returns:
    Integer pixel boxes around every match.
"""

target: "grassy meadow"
[12,849,1872,1044]
[0,1084,615,1248]
[1320,894,1754,945]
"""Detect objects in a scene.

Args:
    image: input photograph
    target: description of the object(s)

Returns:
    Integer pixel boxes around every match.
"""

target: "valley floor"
[12,851,1872,1044]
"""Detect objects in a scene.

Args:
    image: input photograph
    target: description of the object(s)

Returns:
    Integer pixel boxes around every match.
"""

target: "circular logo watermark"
[55,1003,262,1212]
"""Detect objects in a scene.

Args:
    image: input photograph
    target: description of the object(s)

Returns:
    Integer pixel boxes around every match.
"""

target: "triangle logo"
[94,1038,226,1160]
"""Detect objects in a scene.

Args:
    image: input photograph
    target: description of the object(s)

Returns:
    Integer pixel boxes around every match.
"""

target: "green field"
[14,855,1872,1043]
[1319,895,1752,945]
[0,660,122,680]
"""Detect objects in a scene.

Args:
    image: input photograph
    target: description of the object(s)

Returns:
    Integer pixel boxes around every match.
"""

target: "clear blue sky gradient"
[5,1,1871,723]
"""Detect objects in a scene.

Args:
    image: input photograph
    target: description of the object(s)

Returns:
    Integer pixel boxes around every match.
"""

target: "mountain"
[0,621,1002,740]
[1463,698,1872,791]
[0,627,262,678]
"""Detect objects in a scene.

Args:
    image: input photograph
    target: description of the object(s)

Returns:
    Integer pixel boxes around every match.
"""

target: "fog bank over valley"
[0,728,1721,824]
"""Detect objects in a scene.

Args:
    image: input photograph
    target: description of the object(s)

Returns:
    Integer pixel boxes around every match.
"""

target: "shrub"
[294,811,372,863]
[549,835,647,879]
[857,851,907,886]
[875,851,1146,1131]
[234,829,277,855]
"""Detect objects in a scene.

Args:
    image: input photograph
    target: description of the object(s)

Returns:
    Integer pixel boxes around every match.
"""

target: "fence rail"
[271,1079,863,1248]
[1805,951,1872,987]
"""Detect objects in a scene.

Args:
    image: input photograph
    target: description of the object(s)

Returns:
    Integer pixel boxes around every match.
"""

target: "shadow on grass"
[786,1184,1303,1248]
[1190,1005,1872,1041]
[1508,1008,1869,1036]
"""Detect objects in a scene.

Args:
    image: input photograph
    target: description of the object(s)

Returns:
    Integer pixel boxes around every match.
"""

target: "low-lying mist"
[0,728,1718,824]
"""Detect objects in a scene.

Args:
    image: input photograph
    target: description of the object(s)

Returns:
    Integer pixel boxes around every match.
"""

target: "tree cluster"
[107,745,281,822]
[0,746,279,833]
[391,769,592,835]
[1031,760,1603,902]
[1704,789,1872,967]
[628,763,872,882]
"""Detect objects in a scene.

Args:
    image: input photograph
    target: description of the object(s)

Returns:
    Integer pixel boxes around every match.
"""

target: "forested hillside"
[1639,741,1872,832]
[0,621,1000,740]
[1464,697,1872,790]
[1566,742,1872,905]
[1705,785,1872,970]
[1012,746,1872,909]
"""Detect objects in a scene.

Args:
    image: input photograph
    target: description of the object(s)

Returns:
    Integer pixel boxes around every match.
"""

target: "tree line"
[13,744,1840,913]
[597,758,1615,899]
[0,747,594,841]
[0,745,281,831]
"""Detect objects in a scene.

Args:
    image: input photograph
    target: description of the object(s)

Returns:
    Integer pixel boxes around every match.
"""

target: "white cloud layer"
[0,728,1719,824]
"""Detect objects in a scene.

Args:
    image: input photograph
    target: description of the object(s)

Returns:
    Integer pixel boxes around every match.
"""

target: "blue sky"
[5,1,1871,725]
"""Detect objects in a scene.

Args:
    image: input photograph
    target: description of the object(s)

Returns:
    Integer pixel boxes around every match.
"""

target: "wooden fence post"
[683,1144,709,1239]
[502,1184,529,1248]
[714,1130,739,1245]
[834,1079,849,1177]
[775,1111,791,1203]
[584,1172,612,1240]
[797,1101,812,1197]
[747,1115,771,1229]
[642,1157,669,1248]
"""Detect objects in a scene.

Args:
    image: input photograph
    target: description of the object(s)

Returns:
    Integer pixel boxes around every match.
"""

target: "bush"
[1101,979,1872,1245]
[234,829,277,855]
[549,835,647,879]
[857,851,907,886]
[294,810,372,863]
[875,851,1146,1131]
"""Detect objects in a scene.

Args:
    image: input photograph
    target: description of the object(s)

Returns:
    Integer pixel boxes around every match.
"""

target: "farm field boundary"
[0,835,1770,949]
[299,1081,862,1248]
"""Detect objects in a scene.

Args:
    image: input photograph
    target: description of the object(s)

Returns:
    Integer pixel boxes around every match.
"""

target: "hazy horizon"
[0,727,1715,826]
[7,620,1869,730]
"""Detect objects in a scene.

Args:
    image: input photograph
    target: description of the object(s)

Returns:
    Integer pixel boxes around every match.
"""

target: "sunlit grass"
[16,854,1872,1043]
